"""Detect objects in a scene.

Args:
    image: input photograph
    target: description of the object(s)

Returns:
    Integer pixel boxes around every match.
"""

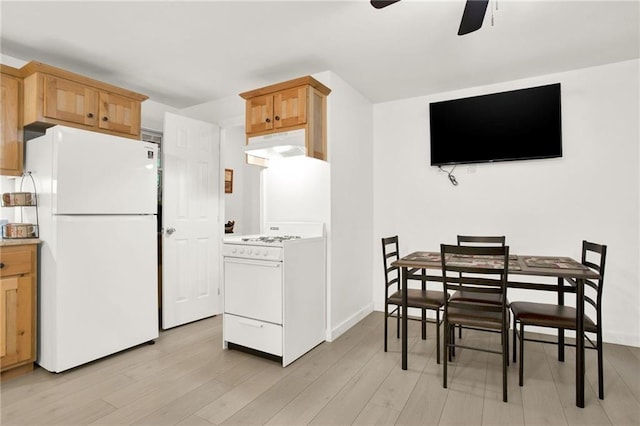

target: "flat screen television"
[429,83,562,166]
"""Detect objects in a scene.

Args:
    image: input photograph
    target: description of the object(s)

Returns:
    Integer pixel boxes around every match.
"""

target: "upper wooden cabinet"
[21,61,147,139]
[0,65,23,176]
[245,85,308,134]
[240,76,331,164]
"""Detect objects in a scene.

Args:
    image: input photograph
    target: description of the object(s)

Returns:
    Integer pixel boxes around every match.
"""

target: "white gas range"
[222,222,326,366]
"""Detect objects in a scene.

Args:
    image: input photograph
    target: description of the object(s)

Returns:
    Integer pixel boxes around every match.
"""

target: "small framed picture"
[225,169,233,194]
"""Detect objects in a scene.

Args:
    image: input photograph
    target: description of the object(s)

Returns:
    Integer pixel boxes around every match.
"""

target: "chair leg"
[458,324,462,339]
[503,326,508,403]
[422,308,427,340]
[506,323,510,367]
[384,303,388,352]
[396,306,401,339]
[597,331,604,399]
[449,325,454,361]
[451,324,456,358]
[519,323,525,387]
[443,322,449,389]
[436,310,441,365]
[512,321,517,363]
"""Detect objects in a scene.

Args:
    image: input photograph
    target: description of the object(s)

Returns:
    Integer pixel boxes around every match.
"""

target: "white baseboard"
[327,303,374,342]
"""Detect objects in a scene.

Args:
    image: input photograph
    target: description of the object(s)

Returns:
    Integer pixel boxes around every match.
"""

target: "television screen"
[429,83,562,166]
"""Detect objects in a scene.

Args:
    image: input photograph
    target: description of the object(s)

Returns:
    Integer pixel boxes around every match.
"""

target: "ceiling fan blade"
[458,0,489,35]
[370,0,401,9]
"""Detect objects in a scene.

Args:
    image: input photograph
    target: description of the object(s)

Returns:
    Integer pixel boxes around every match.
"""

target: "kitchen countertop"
[0,238,41,247]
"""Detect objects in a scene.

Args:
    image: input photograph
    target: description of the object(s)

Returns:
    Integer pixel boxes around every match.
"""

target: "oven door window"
[224,258,283,324]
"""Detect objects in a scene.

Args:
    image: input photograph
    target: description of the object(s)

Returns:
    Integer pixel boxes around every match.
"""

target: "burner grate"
[241,235,301,243]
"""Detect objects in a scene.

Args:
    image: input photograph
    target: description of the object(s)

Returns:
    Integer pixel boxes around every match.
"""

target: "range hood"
[244,129,306,162]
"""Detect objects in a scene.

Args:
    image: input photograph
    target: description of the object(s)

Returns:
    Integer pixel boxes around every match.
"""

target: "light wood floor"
[1,312,639,425]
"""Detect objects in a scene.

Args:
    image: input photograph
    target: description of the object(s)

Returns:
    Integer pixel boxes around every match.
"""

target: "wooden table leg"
[402,266,408,370]
[576,278,585,407]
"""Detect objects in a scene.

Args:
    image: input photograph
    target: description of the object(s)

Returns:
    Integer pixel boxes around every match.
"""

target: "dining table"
[392,250,601,408]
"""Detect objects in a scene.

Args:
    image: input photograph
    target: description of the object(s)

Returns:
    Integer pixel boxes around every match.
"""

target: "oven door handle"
[223,257,281,267]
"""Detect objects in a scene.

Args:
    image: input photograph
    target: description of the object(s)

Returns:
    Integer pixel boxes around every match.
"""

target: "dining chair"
[510,240,607,399]
[451,235,507,341]
[382,236,447,363]
[441,243,510,402]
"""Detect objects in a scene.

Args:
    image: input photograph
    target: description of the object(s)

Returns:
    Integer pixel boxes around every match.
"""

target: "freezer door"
[52,126,158,214]
[37,214,158,372]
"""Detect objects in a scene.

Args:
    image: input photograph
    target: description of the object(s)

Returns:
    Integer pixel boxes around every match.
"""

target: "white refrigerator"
[25,126,159,373]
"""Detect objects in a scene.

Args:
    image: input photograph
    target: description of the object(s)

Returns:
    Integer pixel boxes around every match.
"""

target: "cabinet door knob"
[274,115,280,121]
[265,118,271,123]
[102,116,109,122]
[87,113,94,118]
[0,262,4,269]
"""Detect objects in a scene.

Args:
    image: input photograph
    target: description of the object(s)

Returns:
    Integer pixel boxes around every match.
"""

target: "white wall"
[262,157,331,226]
[220,125,244,233]
[373,59,640,346]
[323,72,375,339]
[220,123,261,235]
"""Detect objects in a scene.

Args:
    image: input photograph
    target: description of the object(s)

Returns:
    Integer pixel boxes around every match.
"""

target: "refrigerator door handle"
[166,227,176,236]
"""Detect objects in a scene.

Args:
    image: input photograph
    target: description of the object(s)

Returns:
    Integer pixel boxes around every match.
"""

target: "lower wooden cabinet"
[0,243,37,380]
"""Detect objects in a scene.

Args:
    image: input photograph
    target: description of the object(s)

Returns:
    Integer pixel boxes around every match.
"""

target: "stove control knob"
[247,248,252,255]
[263,250,269,256]
[254,249,261,256]
[239,248,244,254]
[231,247,237,254]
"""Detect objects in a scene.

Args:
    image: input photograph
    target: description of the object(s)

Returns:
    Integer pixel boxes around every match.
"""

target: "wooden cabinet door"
[273,86,307,130]
[245,94,274,134]
[0,73,23,176]
[0,275,33,368]
[98,92,141,137]
[43,75,98,127]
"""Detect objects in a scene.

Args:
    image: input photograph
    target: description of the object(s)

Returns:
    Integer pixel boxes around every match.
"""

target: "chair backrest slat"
[584,279,598,291]
[580,240,607,327]
[382,236,400,293]
[457,235,506,246]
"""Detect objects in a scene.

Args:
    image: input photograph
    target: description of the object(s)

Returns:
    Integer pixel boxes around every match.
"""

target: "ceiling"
[1,1,638,109]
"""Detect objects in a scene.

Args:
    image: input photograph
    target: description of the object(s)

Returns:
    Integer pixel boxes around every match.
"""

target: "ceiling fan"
[371,0,490,36]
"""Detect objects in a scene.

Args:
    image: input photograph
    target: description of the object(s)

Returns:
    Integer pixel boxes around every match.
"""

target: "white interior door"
[162,112,221,329]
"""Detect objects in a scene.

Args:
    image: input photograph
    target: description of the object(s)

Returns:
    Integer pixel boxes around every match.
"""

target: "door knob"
[166,227,176,235]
